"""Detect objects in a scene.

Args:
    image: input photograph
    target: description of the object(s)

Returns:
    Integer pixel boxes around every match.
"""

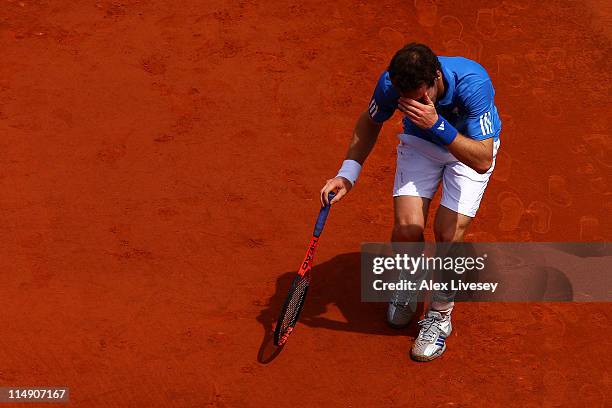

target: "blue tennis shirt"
[367,56,501,146]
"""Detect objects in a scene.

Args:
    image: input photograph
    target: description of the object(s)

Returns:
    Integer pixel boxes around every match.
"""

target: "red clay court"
[1,0,610,407]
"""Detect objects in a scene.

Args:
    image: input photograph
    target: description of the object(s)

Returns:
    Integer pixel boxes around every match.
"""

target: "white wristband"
[336,159,362,185]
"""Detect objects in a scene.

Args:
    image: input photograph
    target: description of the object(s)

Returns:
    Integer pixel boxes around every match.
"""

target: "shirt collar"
[437,63,455,106]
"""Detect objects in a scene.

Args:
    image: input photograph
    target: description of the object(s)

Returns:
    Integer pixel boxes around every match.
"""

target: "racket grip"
[314,191,335,237]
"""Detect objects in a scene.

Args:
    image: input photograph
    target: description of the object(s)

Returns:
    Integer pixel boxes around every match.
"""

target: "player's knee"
[392,223,424,242]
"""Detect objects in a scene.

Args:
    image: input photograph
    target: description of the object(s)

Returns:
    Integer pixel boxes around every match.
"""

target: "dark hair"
[387,43,441,92]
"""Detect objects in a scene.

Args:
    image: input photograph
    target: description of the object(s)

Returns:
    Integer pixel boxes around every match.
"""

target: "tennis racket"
[273,191,336,346]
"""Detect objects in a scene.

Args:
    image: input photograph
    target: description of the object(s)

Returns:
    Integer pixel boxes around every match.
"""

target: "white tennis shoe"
[411,310,452,361]
[387,291,418,328]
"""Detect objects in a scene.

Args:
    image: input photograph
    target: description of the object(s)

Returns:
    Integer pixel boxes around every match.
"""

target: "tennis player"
[320,43,501,361]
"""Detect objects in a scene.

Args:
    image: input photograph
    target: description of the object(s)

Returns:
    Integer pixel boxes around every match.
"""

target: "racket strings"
[275,275,310,344]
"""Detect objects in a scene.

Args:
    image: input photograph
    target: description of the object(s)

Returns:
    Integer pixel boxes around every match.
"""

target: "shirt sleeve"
[367,72,398,123]
[463,80,497,140]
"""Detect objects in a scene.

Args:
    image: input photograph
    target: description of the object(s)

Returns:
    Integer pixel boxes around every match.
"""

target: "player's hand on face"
[320,177,352,206]
[398,91,438,129]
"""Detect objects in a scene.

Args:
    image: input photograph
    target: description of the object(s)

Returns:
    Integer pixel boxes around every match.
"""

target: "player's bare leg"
[387,196,430,328]
[392,195,430,242]
[431,205,472,310]
[433,204,472,242]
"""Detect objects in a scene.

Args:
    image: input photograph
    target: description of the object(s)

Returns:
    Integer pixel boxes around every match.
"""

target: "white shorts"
[393,134,500,218]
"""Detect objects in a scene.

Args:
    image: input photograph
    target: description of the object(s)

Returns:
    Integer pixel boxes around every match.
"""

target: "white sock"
[431,302,454,316]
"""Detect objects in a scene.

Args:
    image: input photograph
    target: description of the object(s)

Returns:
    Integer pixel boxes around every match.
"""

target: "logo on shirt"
[368,98,379,118]
[479,111,493,135]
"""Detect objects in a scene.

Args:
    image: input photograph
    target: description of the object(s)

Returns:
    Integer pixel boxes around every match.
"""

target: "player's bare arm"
[344,110,383,165]
[398,93,494,174]
[319,110,383,206]
[445,135,493,174]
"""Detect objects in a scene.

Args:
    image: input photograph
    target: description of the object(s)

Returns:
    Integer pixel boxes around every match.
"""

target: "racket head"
[273,273,311,346]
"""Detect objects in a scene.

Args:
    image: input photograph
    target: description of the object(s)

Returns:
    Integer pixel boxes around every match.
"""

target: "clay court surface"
[1,0,611,406]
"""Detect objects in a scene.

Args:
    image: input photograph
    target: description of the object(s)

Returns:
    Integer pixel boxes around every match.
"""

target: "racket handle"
[314,191,335,237]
